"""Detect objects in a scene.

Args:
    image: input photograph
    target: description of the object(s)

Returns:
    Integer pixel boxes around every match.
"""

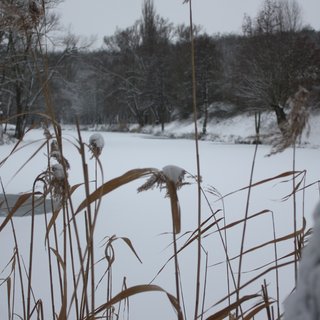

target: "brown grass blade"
[149,217,223,284]
[49,249,67,320]
[0,250,16,285]
[163,211,221,251]
[104,239,116,269]
[0,124,40,168]
[45,207,62,242]
[166,180,181,234]
[119,237,143,264]
[6,278,11,319]
[209,260,294,310]
[238,217,307,263]
[205,294,260,320]
[75,168,158,214]
[87,284,182,319]
[243,300,275,320]
[220,171,303,199]
[209,219,306,270]
[204,210,271,237]
[57,300,67,320]
[8,140,47,183]
[69,182,85,195]
[49,248,65,271]
[180,218,223,254]
[0,192,42,232]
[29,299,44,320]
[281,170,307,201]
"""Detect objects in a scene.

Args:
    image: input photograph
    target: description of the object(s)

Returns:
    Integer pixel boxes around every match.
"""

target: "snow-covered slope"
[130,110,320,148]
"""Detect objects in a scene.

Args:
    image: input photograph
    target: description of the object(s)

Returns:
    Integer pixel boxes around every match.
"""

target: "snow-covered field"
[0,116,319,319]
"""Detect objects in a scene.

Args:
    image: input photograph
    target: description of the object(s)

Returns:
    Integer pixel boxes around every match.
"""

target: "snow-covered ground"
[0,112,319,319]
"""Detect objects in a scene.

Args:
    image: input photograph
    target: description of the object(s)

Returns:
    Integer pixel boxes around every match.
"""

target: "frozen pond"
[0,130,319,319]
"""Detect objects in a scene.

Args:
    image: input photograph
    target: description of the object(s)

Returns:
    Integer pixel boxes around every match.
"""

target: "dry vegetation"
[0,1,318,320]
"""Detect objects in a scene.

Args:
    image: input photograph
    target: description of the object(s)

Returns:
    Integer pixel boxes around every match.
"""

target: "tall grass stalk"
[76,124,95,314]
[205,187,233,309]
[185,0,203,318]
[292,144,298,284]
[271,211,280,319]
[26,183,38,319]
[235,127,260,318]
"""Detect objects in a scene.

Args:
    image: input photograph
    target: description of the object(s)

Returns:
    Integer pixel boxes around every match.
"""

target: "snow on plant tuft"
[137,165,187,194]
[50,139,70,169]
[284,201,320,320]
[89,133,105,158]
[51,163,65,180]
[162,165,186,185]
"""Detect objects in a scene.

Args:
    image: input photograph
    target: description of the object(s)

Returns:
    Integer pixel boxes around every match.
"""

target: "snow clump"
[162,165,186,185]
[51,163,65,180]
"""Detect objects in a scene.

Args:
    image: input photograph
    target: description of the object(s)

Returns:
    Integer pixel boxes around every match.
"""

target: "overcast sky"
[55,0,320,49]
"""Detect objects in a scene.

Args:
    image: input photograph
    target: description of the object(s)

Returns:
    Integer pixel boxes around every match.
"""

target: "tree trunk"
[202,81,209,136]
[202,103,208,136]
[159,102,165,133]
[14,83,25,139]
[0,118,3,145]
[272,104,287,134]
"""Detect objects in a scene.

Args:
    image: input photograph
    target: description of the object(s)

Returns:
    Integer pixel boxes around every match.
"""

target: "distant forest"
[0,0,319,138]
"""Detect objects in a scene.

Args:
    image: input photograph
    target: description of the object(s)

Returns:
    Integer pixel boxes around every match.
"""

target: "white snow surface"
[0,112,320,319]
[284,201,320,320]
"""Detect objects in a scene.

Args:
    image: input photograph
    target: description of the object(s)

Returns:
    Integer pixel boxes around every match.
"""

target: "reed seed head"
[270,86,310,155]
[49,163,69,203]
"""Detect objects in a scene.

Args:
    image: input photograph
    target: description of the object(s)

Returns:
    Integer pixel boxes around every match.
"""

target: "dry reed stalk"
[271,211,280,319]
[183,0,203,317]
[76,123,96,315]
[235,129,260,318]
[292,145,298,284]
[261,279,273,320]
[43,141,58,318]
[26,181,41,319]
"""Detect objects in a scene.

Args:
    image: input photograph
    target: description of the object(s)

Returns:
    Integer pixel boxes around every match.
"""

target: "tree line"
[0,0,319,139]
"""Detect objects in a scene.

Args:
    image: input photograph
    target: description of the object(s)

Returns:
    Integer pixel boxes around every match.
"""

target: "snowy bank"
[128,111,320,148]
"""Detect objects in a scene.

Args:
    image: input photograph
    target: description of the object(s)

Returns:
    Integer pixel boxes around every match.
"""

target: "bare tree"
[0,0,61,139]
[101,0,174,129]
[236,0,319,133]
